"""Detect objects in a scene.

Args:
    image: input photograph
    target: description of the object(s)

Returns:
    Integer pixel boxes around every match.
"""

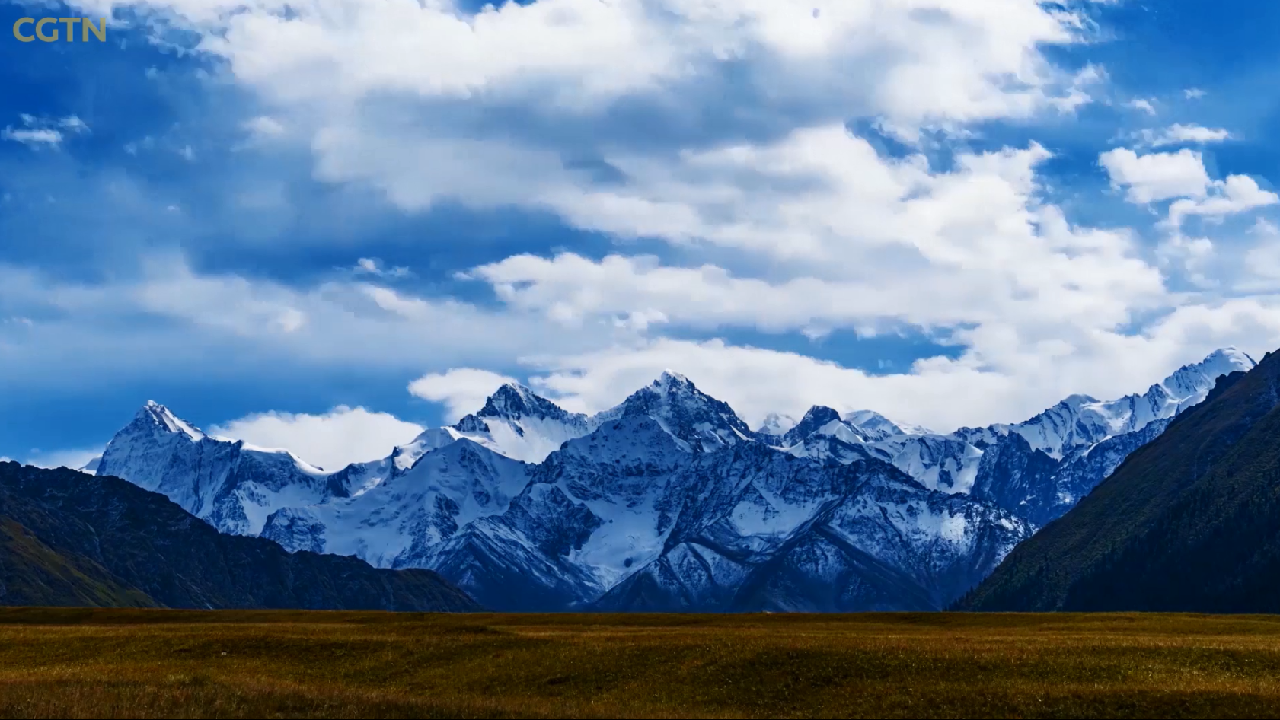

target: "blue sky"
[2,0,1279,471]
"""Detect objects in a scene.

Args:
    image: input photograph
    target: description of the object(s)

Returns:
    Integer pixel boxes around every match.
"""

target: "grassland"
[1,610,1280,718]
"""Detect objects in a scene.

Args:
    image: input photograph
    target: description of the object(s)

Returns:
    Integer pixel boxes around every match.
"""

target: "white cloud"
[2,114,89,148]
[25,447,104,472]
[58,116,90,133]
[354,257,411,279]
[1165,175,1280,229]
[209,406,424,471]
[2,127,63,147]
[470,225,1162,341]
[243,115,285,140]
[0,255,620,390]
[1099,148,1211,203]
[104,0,1090,126]
[1125,98,1156,115]
[21,0,1277,438]
[1155,234,1216,288]
[1185,88,1207,100]
[1135,124,1232,149]
[409,368,517,422]
[520,316,1280,432]
[1242,219,1280,290]
[65,0,1099,235]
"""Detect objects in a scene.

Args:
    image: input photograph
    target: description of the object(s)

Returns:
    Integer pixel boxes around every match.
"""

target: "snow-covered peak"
[1159,347,1256,400]
[392,427,464,471]
[842,409,914,441]
[598,371,752,452]
[405,383,597,464]
[135,401,205,441]
[553,414,689,469]
[756,412,798,436]
[655,369,691,388]
[80,456,102,475]
[477,382,581,423]
[1000,348,1253,460]
[232,440,328,475]
[1062,393,1100,408]
[783,406,843,443]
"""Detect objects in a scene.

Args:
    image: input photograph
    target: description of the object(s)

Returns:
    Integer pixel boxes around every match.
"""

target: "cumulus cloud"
[12,0,1275,438]
[63,0,1099,227]
[209,406,424,471]
[408,368,518,422]
[1097,147,1275,230]
[1156,234,1216,288]
[1165,176,1280,230]
[1241,219,1280,290]
[107,0,1090,123]
[1099,148,1212,203]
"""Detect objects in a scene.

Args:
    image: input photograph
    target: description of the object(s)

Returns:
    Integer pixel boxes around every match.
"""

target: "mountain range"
[0,462,478,611]
[81,348,1254,612]
[960,347,1280,613]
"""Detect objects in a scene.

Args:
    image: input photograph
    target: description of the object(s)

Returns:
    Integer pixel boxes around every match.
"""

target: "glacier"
[86,348,1255,611]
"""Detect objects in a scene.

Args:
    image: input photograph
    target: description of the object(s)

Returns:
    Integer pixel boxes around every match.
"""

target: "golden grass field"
[1,609,1279,718]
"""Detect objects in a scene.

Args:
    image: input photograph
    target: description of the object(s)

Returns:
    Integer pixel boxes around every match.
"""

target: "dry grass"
[1,610,1280,718]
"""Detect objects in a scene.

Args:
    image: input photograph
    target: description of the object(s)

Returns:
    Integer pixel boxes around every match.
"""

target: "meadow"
[1,609,1278,718]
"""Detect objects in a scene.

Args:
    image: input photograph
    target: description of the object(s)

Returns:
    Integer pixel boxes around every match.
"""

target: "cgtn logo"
[13,18,108,42]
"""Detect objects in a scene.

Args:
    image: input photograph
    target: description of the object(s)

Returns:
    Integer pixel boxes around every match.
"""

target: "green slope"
[0,516,157,607]
[959,349,1280,612]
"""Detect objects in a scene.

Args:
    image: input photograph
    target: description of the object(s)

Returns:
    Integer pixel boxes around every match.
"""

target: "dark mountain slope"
[0,462,480,612]
[959,353,1280,612]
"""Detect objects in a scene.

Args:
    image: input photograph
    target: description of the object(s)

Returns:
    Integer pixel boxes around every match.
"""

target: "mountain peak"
[799,405,841,425]
[1058,393,1100,407]
[601,371,750,451]
[476,382,571,422]
[134,401,204,441]
[1192,346,1257,373]
[654,369,693,389]
[782,406,846,445]
[1158,347,1257,402]
[843,409,913,440]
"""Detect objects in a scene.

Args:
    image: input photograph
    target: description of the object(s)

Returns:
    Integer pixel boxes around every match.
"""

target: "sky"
[2,0,1280,472]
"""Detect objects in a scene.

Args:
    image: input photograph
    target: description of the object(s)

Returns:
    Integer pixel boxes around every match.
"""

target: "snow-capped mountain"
[87,348,1254,611]
[262,438,532,569]
[594,371,754,452]
[780,347,1257,525]
[394,382,596,465]
[592,443,1027,612]
[95,401,343,535]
